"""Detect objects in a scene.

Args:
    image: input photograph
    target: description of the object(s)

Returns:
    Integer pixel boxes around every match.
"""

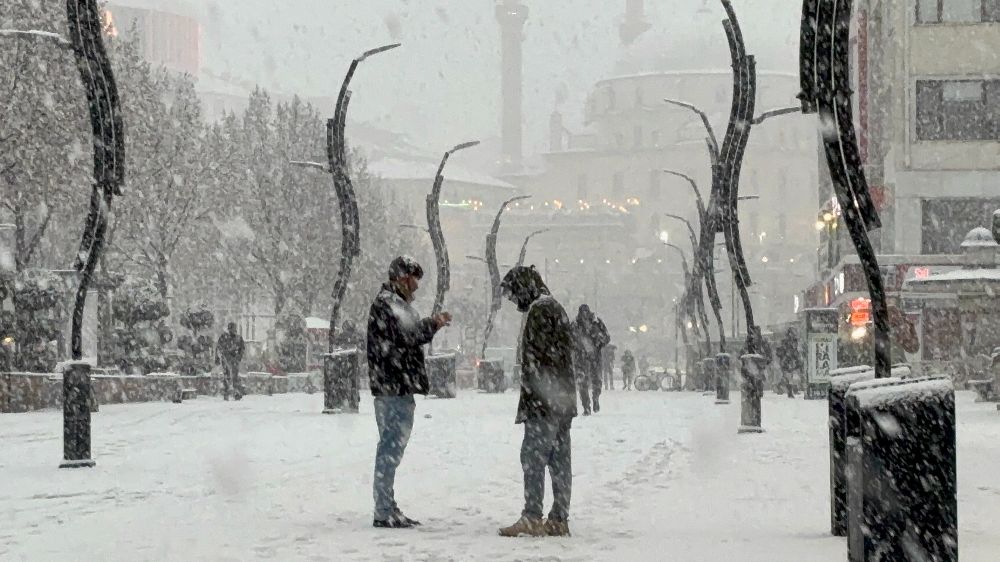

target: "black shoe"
[582,410,592,416]
[373,518,413,529]
[393,510,421,526]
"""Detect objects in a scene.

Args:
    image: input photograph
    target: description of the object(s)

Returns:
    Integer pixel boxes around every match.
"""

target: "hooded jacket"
[572,305,610,368]
[501,266,577,423]
[366,282,439,396]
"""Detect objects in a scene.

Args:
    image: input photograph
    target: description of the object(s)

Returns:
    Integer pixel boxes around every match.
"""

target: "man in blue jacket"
[367,256,451,529]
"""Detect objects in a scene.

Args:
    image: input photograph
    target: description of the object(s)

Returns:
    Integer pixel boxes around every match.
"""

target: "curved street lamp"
[482,195,531,356]
[427,140,480,317]
[516,228,550,267]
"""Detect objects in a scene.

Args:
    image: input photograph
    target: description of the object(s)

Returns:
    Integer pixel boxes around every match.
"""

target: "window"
[577,174,589,202]
[778,214,787,240]
[633,125,643,148]
[917,0,1000,23]
[607,87,617,111]
[921,197,1000,254]
[613,172,624,197]
[915,79,1000,141]
[943,81,983,101]
[615,133,625,149]
[635,85,644,107]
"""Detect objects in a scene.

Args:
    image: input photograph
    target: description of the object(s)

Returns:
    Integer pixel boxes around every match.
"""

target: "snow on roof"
[369,158,518,191]
[852,377,953,409]
[906,268,1000,286]
[961,227,998,248]
[305,317,329,331]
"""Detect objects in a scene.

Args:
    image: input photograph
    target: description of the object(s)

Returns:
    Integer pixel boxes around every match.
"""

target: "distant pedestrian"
[638,355,649,377]
[775,328,803,398]
[367,256,451,529]
[216,322,245,401]
[601,344,617,390]
[335,319,364,350]
[572,304,610,414]
[621,350,636,391]
[497,265,576,538]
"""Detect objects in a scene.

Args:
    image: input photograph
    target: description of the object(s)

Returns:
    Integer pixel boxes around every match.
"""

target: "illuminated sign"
[849,297,871,327]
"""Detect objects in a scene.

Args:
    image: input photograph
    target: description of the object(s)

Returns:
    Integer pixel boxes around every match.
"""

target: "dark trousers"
[577,364,601,413]
[521,416,572,522]
[221,360,243,399]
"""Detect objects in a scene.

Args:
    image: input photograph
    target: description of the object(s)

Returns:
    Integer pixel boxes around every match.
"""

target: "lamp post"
[293,42,400,414]
[482,195,531,357]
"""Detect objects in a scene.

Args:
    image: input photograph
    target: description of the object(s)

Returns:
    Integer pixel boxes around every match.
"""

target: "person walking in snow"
[621,349,636,391]
[572,304,610,414]
[601,343,617,390]
[367,256,451,529]
[216,322,245,401]
[497,265,577,538]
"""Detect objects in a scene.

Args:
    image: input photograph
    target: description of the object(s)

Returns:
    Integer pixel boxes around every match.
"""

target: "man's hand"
[433,312,452,329]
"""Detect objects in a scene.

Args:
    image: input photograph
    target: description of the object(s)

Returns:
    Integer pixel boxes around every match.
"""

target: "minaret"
[620,0,651,46]
[496,0,528,173]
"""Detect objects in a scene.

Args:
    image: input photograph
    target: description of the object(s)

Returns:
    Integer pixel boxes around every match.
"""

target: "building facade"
[802,0,1000,371]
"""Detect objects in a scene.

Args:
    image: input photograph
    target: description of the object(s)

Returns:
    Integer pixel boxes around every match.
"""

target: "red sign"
[849,298,871,327]
[914,267,931,280]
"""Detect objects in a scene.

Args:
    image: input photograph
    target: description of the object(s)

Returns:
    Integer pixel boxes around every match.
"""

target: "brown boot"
[498,515,545,537]
[544,519,571,537]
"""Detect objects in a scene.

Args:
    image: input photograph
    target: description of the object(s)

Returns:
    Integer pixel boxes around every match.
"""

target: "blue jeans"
[373,395,416,520]
[521,416,573,521]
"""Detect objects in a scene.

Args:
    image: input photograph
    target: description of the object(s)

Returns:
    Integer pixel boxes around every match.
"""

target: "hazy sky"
[194,0,799,155]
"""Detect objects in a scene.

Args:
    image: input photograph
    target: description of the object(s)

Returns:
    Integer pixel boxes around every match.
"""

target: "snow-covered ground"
[2,390,998,561]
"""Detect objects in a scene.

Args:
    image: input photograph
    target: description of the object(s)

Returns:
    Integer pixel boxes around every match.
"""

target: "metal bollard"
[60,362,96,468]
[737,354,766,434]
[845,377,957,562]
[715,353,731,404]
[323,349,360,414]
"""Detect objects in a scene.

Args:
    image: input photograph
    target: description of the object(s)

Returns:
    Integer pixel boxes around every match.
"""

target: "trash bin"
[426,354,457,399]
[845,377,957,562]
[477,359,505,393]
[828,365,912,536]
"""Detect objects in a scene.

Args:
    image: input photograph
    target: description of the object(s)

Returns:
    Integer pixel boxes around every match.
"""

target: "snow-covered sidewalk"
[2,390,998,561]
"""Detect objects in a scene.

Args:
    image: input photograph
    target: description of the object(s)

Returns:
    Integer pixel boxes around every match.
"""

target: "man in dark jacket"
[367,256,451,529]
[216,322,245,401]
[572,304,610,414]
[497,265,576,538]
